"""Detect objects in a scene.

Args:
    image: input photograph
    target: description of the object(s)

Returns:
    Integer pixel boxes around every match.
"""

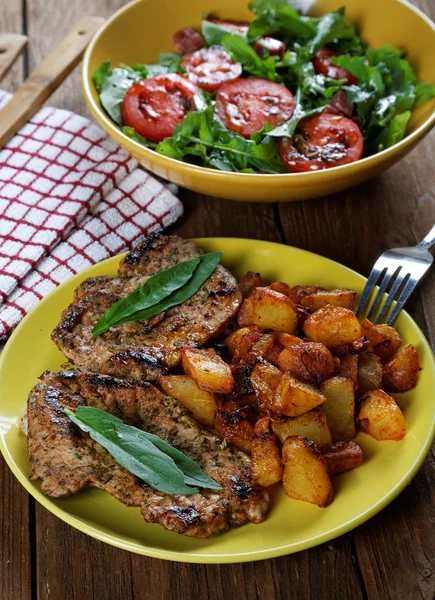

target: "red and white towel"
[0,90,183,340]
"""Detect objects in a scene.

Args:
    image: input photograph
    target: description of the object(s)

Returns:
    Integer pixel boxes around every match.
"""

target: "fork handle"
[417,224,435,251]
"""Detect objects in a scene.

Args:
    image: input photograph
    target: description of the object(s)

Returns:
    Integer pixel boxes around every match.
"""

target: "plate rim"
[1,237,434,563]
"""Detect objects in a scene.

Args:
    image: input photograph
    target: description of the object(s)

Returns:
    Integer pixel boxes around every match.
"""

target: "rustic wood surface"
[1,0,434,598]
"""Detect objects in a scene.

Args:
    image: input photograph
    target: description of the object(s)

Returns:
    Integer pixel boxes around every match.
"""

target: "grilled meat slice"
[27,370,269,537]
[52,235,242,381]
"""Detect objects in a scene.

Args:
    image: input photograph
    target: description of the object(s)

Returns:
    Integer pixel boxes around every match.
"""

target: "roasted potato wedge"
[282,436,334,507]
[322,441,363,475]
[273,373,325,417]
[181,348,234,394]
[224,327,252,356]
[238,287,298,333]
[339,353,359,383]
[214,401,254,453]
[300,289,357,312]
[320,377,356,442]
[270,281,299,303]
[231,364,254,398]
[276,342,336,384]
[251,417,283,487]
[382,344,420,392]
[276,333,304,348]
[303,306,362,348]
[250,361,282,414]
[358,389,406,441]
[159,375,217,426]
[357,351,383,394]
[292,285,326,298]
[238,271,264,299]
[271,410,332,449]
[360,319,402,361]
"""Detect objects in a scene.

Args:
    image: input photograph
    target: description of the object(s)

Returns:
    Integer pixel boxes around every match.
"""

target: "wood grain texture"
[0,33,27,82]
[0,0,433,599]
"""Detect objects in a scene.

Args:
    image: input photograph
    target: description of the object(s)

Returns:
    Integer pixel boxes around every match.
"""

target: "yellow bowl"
[1,238,435,563]
[82,0,435,202]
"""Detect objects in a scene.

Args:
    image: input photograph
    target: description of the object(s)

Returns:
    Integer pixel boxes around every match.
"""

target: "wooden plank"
[0,33,27,82]
[0,5,32,600]
[0,17,103,149]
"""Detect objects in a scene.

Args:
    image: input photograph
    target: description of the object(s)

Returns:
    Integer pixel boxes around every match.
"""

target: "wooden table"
[1,0,435,598]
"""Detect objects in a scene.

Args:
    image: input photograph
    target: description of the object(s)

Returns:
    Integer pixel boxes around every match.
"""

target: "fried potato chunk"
[273,373,325,417]
[181,348,234,394]
[382,345,420,392]
[270,281,299,303]
[238,271,264,299]
[357,351,383,394]
[300,289,357,312]
[276,333,304,348]
[271,410,332,449]
[224,326,253,356]
[282,436,334,507]
[303,306,362,348]
[214,400,254,453]
[251,417,283,487]
[276,342,336,384]
[322,441,363,475]
[238,287,298,333]
[360,319,402,361]
[358,389,406,441]
[320,377,355,442]
[250,361,282,414]
[339,353,359,383]
[159,375,217,426]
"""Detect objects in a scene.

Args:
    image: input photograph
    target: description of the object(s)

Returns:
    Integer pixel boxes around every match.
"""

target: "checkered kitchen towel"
[0,90,183,339]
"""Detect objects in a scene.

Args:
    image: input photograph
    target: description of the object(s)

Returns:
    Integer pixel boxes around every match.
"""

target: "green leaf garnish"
[92,251,222,336]
[65,407,221,495]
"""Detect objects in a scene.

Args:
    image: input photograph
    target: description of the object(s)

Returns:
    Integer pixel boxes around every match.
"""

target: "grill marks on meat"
[51,235,242,381]
[27,371,269,537]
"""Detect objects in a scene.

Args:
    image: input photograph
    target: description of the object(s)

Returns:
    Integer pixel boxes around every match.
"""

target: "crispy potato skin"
[270,282,299,304]
[181,348,234,394]
[300,289,356,311]
[382,345,420,392]
[360,319,402,361]
[238,287,298,333]
[158,375,217,426]
[320,376,356,442]
[276,333,304,348]
[224,327,252,356]
[271,410,332,449]
[322,441,363,475]
[282,436,334,507]
[273,373,326,417]
[238,271,265,299]
[357,351,383,394]
[303,306,362,348]
[214,400,254,453]
[276,342,336,384]
[251,417,283,487]
[339,353,359,383]
[250,361,282,414]
[358,389,406,441]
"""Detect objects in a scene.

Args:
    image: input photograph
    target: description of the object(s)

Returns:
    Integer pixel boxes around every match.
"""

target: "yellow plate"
[81,0,435,202]
[1,238,434,563]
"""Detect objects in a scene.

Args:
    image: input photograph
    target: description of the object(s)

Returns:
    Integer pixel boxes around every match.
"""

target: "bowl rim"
[82,0,435,180]
[1,237,435,563]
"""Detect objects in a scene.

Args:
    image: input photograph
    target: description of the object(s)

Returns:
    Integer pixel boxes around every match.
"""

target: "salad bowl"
[81,0,435,202]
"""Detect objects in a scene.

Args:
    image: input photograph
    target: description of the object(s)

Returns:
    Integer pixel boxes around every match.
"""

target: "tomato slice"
[278,113,364,172]
[215,78,295,138]
[313,48,358,85]
[182,46,243,92]
[121,74,199,144]
[207,18,250,35]
[255,37,286,58]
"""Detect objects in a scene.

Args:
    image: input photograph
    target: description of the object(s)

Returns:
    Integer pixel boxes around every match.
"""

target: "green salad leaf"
[221,33,278,80]
[65,407,221,496]
[93,63,144,126]
[202,18,247,45]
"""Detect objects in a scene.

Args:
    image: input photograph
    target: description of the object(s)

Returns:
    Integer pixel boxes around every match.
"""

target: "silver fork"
[356,225,435,325]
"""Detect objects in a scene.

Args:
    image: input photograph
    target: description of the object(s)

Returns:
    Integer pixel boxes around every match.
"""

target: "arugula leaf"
[248,0,315,40]
[97,65,144,126]
[92,257,201,336]
[93,61,112,93]
[122,126,157,149]
[306,8,355,55]
[65,407,198,495]
[415,82,435,105]
[265,89,324,137]
[202,19,247,45]
[221,33,277,80]
[65,407,220,495]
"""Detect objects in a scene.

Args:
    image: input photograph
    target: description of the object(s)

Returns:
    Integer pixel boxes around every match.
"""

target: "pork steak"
[51,235,242,381]
[27,370,269,537]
